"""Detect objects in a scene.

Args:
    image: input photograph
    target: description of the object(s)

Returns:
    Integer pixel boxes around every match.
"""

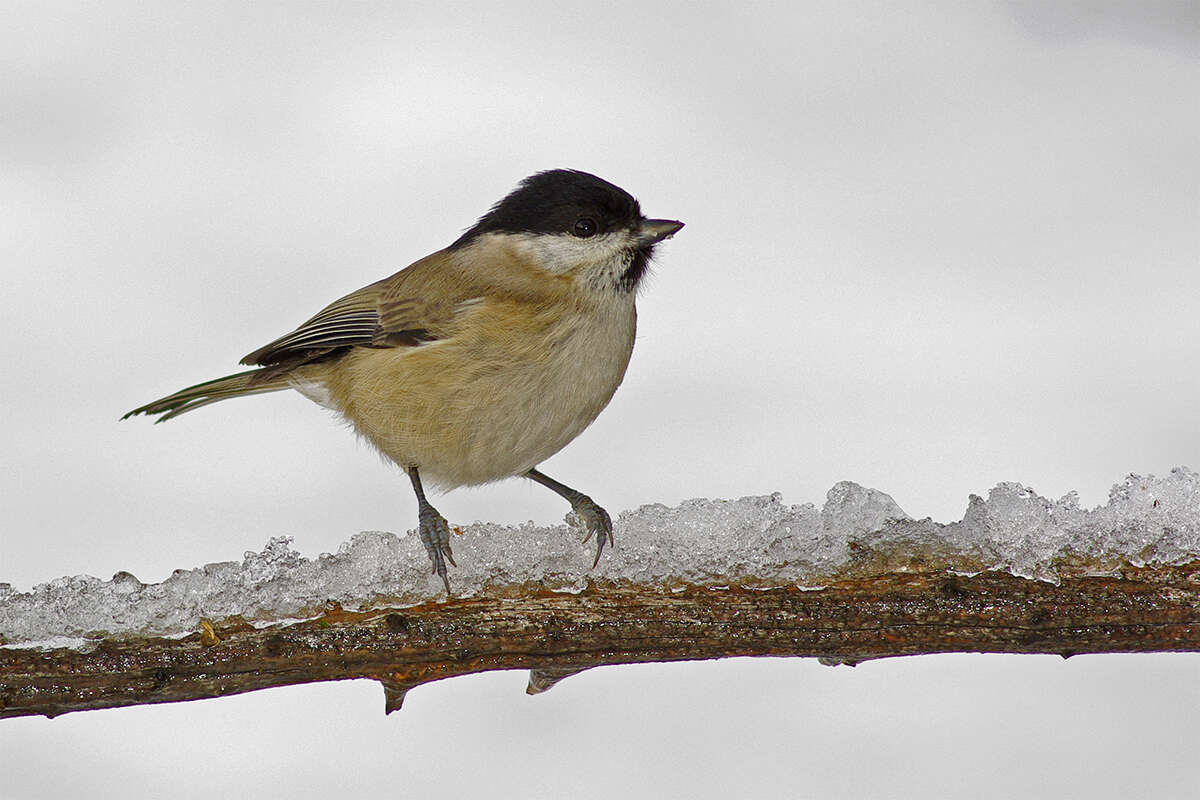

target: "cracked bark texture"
[3,563,1199,719]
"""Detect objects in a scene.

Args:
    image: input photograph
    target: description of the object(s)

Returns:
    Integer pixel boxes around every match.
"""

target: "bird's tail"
[122,369,292,423]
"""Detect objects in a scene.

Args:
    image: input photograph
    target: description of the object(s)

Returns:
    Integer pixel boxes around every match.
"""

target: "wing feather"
[239,251,485,367]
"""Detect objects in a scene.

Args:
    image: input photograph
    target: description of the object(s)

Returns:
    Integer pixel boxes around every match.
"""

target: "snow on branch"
[2,469,1199,719]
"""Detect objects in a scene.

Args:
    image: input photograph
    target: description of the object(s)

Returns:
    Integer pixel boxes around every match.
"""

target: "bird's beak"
[636,218,685,246]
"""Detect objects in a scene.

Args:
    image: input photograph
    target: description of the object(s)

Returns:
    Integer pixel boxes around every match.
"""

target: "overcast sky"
[2,2,1198,798]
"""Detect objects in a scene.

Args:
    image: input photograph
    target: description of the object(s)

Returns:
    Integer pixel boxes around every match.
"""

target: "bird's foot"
[417,505,456,594]
[567,497,613,568]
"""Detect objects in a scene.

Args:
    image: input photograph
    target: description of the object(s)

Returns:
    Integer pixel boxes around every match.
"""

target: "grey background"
[2,2,1198,797]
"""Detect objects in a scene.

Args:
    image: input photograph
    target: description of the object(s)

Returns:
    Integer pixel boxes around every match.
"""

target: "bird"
[123,169,683,593]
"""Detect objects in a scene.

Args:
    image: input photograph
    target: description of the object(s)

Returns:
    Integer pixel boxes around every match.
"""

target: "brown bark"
[3,564,1199,719]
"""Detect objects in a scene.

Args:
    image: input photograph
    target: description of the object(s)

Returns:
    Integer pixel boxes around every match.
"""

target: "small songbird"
[124,169,683,592]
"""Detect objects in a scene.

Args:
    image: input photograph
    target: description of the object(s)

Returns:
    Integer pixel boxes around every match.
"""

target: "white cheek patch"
[508,232,634,289]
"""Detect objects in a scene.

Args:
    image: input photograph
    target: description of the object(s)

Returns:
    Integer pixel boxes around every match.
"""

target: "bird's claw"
[569,498,613,568]
[418,507,455,594]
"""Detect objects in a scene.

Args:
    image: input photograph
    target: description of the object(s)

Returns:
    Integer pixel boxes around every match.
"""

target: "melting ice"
[2,468,1197,648]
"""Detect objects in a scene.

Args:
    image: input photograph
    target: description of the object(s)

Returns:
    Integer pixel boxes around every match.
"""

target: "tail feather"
[122,369,292,423]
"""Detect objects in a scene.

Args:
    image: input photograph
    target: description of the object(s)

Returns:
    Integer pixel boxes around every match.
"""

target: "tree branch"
[4,563,1199,719]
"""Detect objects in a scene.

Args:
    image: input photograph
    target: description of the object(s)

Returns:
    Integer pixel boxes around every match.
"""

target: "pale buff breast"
[318,295,637,487]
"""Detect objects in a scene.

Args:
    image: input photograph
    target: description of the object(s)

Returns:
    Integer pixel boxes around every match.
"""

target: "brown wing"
[239,251,478,367]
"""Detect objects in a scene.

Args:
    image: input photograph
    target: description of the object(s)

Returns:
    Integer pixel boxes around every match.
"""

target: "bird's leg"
[525,468,613,567]
[408,466,455,594]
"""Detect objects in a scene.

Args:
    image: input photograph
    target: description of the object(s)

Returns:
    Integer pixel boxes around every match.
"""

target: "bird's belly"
[322,301,636,487]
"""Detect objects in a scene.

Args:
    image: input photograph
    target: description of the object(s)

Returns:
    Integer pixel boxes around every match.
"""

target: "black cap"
[450,170,644,249]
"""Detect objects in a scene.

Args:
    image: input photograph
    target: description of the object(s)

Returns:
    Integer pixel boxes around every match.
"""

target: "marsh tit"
[124,169,683,593]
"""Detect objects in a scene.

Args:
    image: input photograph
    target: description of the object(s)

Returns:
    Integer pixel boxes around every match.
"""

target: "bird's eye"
[573,217,598,238]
